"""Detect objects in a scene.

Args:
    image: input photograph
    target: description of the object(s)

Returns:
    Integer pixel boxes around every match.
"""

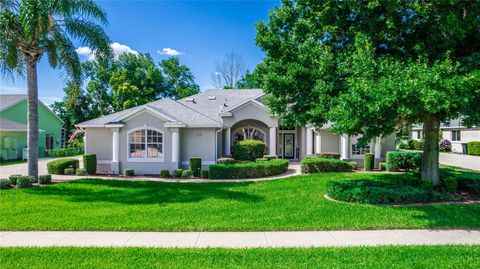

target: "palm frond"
[64,17,112,61]
[50,0,107,24]
[52,28,81,82]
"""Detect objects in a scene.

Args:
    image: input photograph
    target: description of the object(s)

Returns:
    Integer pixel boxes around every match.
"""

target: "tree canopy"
[160,57,200,99]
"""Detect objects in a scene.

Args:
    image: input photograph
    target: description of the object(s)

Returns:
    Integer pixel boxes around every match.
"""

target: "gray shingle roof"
[0,118,28,131]
[0,94,27,111]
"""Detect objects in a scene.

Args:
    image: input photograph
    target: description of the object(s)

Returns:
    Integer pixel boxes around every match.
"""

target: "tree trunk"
[27,61,39,179]
[421,114,440,186]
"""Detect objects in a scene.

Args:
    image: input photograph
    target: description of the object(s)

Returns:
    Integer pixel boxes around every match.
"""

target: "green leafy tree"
[0,0,112,178]
[159,57,199,99]
[110,53,165,110]
[236,70,262,89]
[256,0,480,185]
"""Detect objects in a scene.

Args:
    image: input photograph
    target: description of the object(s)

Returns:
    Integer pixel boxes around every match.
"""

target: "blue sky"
[0,0,278,105]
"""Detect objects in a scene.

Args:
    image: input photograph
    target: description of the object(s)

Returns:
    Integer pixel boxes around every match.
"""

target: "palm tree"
[0,0,112,178]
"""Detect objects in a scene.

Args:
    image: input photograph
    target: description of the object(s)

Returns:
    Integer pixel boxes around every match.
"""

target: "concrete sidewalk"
[1,230,479,248]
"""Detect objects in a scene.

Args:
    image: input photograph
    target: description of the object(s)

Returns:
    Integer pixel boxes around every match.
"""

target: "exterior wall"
[318,130,340,153]
[442,129,480,153]
[85,127,113,161]
[0,132,27,160]
[1,100,63,157]
[180,128,217,169]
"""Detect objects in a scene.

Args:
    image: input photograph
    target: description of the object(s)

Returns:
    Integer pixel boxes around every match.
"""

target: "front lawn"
[1,246,479,269]
[1,167,479,231]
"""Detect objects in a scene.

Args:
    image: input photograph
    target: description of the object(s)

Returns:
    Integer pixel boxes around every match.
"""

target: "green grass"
[1,246,479,269]
[1,167,479,231]
[0,159,27,166]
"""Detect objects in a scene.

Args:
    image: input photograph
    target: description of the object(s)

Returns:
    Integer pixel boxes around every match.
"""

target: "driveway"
[0,157,83,178]
[440,153,480,171]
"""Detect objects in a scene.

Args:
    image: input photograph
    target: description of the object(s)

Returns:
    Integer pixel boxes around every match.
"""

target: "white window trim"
[126,126,165,163]
[350,142,372,158]
[232,126,266,143]
[451,130,461,142]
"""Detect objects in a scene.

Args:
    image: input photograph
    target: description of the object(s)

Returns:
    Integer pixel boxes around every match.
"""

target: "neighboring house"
[412,119,480,154]
[0,94,63,161]
[77,89,396,174]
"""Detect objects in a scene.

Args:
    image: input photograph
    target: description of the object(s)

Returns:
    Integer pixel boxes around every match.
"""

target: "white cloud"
[157,48,184,56]
[76,42,138,61]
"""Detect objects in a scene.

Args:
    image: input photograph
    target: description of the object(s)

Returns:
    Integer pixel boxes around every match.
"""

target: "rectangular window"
[416,131,421,139]
[351,135,370,155]
[128,129,163,159]
[61,129,66,148]
[451,130,461,141]
[45,134,54,150]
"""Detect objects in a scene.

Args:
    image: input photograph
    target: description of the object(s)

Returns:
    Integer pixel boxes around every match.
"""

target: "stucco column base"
[111,161,120,175]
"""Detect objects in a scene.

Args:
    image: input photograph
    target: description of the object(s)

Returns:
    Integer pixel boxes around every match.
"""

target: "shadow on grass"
[24,179,263,205]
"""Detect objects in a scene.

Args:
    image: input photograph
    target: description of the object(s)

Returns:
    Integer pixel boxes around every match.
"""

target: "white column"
[306,127,313,155]
[171,128,180,163]
[374,137,382,159]
[340,134,349,160]
[111,128,120,174]
[224,127,231,156]
[269,127,277,156]
[315,131,321,154]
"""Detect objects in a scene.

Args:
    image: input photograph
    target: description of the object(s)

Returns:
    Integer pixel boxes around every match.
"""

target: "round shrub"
[64,168,75,175]
[76,168,87,176]
[217,157,237,164]
[439,139,452,152]
[411,140,424,150]
[160,170,170,178]
[316,152,340,159]
[467,141,480,156]
[326,180,453,204]
[47,158,79,175]
[173,169,183,177]
[379,162,387,171]
[300,158,352,173]
[232,140,266,161]
[0,179,12,190]
[364,153,374,171]
[181,170,193,178]
[16,176,33,188]
[123,169,134,177]
[189,157,202,177]
[8,174,22,185]
[209,159,289,179]
[83,154,97,174]
[38,175,52,184]
[201,170,209,179]
[386,151,422,172]
[348,162,357,170]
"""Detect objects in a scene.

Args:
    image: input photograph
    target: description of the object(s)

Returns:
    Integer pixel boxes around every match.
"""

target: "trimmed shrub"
[397,139,411,150]
[410,140,424,150]
[181,170,193,178]
[217,157,238,164]
[467,141,480,156]
[189,157,202,177]
[232,140,266,161]
[256,158,268,162]
[263,155,277,160]
[457,177,480,194]
[8,174,22,185]
[123,169,134,177]
[209,159,289,179]
[379,162,387,171]
[439,139,452,152]
[316,152,340,159]
[364,153,374,171]
[300,158,352,173]
[16,176,33,188]
[0,179,11,190]
[76,168,87,176]
[348,162,357,170]
[45,147,83,158]
[38,175,52,184]
[64,168,75,175]
[326,180,453,204]
[160,170,170,178]
[47,158,79,175]
[173,169,183,177]
[201,170,209,179]
[441,177,457,193]
[386,151,422,172]
[83,154,97,174]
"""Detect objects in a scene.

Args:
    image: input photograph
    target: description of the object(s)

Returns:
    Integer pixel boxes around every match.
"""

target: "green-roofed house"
[0,94,63,161]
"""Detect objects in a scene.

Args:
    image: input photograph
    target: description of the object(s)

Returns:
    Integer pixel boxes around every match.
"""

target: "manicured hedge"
[160,170,170,178]
[300,158,352,173]
[386,151,422,172]
[47,158,79,175]
[316,152,340,159]
[467,141,480,156]
[0,179,11,190]
[189,157,202,177]
[208,159,289,179]
[173,169,183,177]
[8,174,21,185]
[232,140,266,161]
[16,176,33,188]
[38,175,52,184]
[410,140,424,150]
[45,147,83,158]
[326,180,452,204]
[201,170,209,179]
[123,169,134,177]
[217,157,238,164]
[364,153,374,171]
[83,154,97,175]
[181,170,193,178]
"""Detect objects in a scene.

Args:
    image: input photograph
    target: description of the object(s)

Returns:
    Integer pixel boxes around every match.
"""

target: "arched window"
[128,128,163,160]
[233,127,266,143]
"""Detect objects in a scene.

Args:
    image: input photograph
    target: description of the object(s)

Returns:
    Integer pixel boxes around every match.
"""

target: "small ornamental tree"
[256,0,480,186]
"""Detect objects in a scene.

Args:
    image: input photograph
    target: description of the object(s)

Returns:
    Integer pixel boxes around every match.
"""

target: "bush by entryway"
[208,159,289,179]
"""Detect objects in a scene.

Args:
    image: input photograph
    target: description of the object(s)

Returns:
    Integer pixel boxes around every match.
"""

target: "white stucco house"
[77,89,396,174]
[412,119,480,154]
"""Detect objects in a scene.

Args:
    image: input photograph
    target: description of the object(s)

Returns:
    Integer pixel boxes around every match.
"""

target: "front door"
[283,133,295,159]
